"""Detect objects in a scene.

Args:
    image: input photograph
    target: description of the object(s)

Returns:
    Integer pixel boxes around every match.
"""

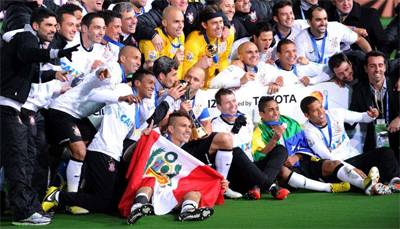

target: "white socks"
[215,150,233,179]
[66,159,83,192]
[336,165,364,189]
[181,199,198,213]
[288,172,332,192]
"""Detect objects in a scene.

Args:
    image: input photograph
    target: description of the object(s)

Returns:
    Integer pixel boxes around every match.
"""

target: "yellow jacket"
[183,30,234,87]
[139,27,185,79]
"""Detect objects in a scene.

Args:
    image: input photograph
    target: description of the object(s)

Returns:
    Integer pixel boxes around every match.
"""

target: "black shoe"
[178,207,214,221]
[126,203,154,225]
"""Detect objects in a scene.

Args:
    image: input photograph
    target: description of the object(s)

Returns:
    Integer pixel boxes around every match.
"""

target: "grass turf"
[1,192,399,228]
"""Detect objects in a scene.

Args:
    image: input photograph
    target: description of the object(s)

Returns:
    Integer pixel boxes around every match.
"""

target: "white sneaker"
[388,177,400,193]
[12,212,51,226]
[368,183,392,195]
[364,166,380,195]
[224,188,242,199]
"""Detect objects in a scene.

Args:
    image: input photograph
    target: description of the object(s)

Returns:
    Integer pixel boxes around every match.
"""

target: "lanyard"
[275,60,298,76]
[373,89,389,124]
[203,33,219,63]
[308,30,327,64]
[221,112,242,118]
[120,64,127,83]
[154,83,159,106]
[103,35,125,48]
[276,29,291,40]
[300,7,306,20]
[132,88,141,129]
[135,7,145,17]
[244,65,258,73]
[311,113,332,148]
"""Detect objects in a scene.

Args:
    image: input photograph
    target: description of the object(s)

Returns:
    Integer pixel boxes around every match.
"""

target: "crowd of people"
[0,0,399,226]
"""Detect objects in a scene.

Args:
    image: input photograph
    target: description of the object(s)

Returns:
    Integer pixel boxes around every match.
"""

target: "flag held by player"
[119,131,224,217]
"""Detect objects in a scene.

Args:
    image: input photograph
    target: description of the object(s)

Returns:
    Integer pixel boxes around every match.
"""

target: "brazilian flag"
[252,115,314,162]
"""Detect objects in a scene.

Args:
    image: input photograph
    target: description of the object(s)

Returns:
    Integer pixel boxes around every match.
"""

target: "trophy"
[182,81,207,140]
[206,44,218,58]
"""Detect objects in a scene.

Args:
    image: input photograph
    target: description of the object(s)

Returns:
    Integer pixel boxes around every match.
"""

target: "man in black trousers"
[0,8,78,225]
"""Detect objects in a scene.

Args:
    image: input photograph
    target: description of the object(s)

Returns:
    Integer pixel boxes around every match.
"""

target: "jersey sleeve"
[183,33,201,77]
[139,39,159,62]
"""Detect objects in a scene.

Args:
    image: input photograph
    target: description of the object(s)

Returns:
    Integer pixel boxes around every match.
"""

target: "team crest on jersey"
[186,52,193,61]
[144,148,182,187]
[186,12,194,24]
[330,37,339,50]
[149,50,157,60]
[249,11,257,23]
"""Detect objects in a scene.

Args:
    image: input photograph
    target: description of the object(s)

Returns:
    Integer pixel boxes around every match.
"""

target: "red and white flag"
[119,131,224,217]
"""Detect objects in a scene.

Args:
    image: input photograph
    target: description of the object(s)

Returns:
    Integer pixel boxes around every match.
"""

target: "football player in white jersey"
[294,6,371,64]
[46,46,141,199]
[210,42,280,93]
[301,96,399,195]
[41,69,156,215]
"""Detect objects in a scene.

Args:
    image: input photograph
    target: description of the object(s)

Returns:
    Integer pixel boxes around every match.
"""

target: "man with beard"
[294,6,371,64]
[0,8,78,225]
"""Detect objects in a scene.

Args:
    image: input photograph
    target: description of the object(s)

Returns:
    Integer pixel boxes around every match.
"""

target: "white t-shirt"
[303,108,375,161]
[87,83,155,160]
[210,62,279,89]
[49,62,123,119]
[295,22,358,64]
[22,80,63,112]
[211,115,254,161]
[60,34,106,85]
[273,61,331,85]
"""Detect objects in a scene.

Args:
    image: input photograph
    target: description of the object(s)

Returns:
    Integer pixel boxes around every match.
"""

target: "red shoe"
[270,184,290,200]
[244,186,261,200]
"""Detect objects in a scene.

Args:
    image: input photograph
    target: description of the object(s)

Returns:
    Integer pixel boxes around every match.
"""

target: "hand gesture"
[367,106,379,119]
[300,76,310,86]
[174,47,185,64]
[118,94,141,104]
[143,120,154,135]
[151,33,163,51]
[275,76,284,87]
[267,83,280,94]
[221,179,229,192]
[58,44,80,61]
[297,56,309,65]
[180,100,192,113]
[196,56,213,69]
[272,124,286,141]
[388,116,400,133]
[167,84,186,100]
[240,72,256,85]
[55,70,69,82]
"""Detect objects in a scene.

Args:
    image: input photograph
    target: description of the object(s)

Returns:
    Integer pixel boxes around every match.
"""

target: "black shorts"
[45,108,96,145]
[181,132,218,165]
[292,155,326,181]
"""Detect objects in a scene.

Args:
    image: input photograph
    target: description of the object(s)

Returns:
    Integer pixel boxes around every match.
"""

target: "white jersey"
[175,89,211,121]
[273,61,331,85]
[303,108,375,161]
[295,22,358,64]
[60,34,106,86]
[49,61,123,119]
[87,84,153,161]
[211,115,254,161]
[210,62,279,89]
[22,80,63,112]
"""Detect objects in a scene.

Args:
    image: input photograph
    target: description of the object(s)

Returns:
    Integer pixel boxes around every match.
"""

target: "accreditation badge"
[375,118,389,148]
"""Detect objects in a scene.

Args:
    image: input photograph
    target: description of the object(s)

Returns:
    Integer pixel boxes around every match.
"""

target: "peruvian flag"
[119,131,224,217]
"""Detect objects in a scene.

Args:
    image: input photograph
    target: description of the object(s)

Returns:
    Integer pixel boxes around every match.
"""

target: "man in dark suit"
[327,0,387,52]
[112,2,139,47]
[291,0,332,20]
[350,51,399,160]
